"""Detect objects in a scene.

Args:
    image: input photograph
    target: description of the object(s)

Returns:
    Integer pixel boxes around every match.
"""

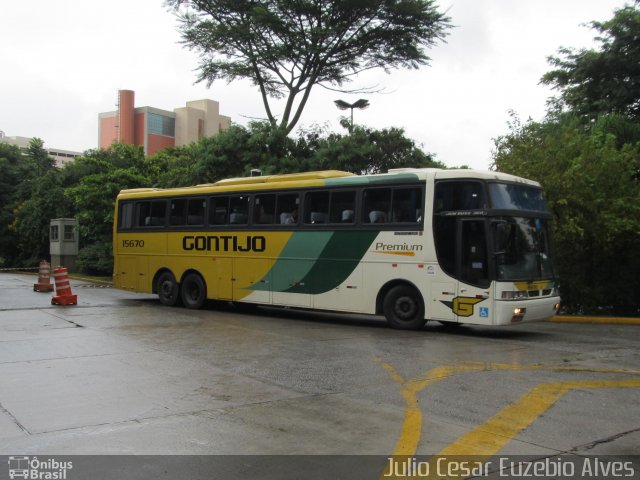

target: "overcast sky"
[0,0,629,170]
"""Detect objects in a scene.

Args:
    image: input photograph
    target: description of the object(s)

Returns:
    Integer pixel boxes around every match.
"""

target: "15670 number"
[122,239,145,248]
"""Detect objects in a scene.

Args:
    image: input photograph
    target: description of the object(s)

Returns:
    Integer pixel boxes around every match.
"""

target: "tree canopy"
[168,0,450,133]
[541,2,640,120]
[0,125,440,274]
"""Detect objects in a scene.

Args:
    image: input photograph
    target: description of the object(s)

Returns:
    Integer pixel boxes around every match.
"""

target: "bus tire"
[181,272,206,309]
[383,285,426,330]
[157,271,180,306]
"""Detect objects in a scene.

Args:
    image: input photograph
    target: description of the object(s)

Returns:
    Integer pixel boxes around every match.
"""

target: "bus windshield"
[489,183,548,212]
[494,217,554,281]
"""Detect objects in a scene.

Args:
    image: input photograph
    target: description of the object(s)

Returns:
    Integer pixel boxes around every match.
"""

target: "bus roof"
[116,168,540,200]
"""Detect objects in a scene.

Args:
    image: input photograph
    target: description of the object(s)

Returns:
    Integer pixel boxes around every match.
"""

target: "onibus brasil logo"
[8,456,72,480]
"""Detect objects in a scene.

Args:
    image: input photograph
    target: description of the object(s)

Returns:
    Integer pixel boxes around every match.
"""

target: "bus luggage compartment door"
[233,258,272,304]
[270,259,312,308]
[118,256,149,292]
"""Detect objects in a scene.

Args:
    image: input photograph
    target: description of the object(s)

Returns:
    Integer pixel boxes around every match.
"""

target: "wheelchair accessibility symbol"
[479,307,489,318]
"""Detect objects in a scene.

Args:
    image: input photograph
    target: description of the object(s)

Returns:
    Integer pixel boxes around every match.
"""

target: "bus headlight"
[511,307,526,323]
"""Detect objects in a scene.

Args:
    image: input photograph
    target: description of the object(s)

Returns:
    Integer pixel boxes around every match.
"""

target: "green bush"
[76,241,113,276]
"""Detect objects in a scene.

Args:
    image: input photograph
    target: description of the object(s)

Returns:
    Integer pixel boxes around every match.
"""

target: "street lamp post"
[334,99,370,134]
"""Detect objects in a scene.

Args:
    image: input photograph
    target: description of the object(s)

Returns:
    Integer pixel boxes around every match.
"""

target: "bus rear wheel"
[181,273,206,309]
[157,271,179,306]
[383,285,426,330]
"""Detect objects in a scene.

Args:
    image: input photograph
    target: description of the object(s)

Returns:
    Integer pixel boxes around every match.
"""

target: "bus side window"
[170,199,187,226]
[229,195,249,225]
[392,187,423,223]
[276,193,299,225]
[209,196,230,225]
[119,202,134,229]
[329,190,356,223]
[169,197,206,226]
[187,198,205,226]
[305,191,329,225]
[254,194,276,225]
[363,188,391,224]
[137,200,166,227]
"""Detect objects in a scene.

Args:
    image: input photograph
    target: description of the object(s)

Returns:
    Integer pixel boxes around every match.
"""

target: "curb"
[68,275,113,287]
[551,315,640,325]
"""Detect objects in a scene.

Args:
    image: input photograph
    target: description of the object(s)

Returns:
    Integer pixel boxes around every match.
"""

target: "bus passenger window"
[363,188,391,224]
[392,187,423,222]
[254,194,276,224]
[119,202,134,229]
[305,191,329,224]
[209,196,229,225]
[329,190,356,223]
[276,193,299,225]
[170,199,187,225]
[229,195,249,224]
[137,200,166,227]
[187,198,205,226]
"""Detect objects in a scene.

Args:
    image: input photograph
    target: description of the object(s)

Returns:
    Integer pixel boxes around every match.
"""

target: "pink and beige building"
[98,90,231,156]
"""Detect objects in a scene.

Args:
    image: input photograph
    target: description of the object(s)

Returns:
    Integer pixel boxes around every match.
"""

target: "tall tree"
[168,0,450,133]
[0,143,24,266]
[27,137,55,175]
[542,3,640,120]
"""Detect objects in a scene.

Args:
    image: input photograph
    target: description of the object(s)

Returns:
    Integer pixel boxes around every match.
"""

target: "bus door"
[455,219,492,325]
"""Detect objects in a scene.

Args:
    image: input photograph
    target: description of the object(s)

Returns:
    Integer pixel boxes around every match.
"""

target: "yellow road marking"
[437,379,640,457]
[377,360,640,479]
[378,362,486,456]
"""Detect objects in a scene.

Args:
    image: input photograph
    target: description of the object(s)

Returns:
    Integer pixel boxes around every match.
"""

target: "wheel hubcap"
[161,281,173,297]
[395,296,416,320]
[188,286,198,301]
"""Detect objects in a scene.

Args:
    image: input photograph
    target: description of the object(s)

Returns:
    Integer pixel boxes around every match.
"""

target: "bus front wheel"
[181,273,206,309]
[157,271,180,306]
[383,285,426,330]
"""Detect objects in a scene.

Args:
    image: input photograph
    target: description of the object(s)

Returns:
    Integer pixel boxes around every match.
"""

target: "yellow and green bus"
[113,168,560,329]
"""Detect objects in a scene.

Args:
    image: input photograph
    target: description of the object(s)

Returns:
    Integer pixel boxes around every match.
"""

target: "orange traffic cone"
[51,267,78,305]
[33,260,54,292]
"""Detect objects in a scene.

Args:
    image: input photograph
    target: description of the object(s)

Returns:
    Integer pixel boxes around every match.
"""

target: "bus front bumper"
[494,297,561,325]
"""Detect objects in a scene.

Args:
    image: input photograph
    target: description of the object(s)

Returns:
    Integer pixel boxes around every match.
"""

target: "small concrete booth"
[50,218,79,272]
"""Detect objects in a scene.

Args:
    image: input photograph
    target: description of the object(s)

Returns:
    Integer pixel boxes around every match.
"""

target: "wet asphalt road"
[0,273,638,478]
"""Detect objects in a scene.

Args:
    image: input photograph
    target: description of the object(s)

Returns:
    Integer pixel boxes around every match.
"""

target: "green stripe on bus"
[249,231,333,292]
[285,231,378,294]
